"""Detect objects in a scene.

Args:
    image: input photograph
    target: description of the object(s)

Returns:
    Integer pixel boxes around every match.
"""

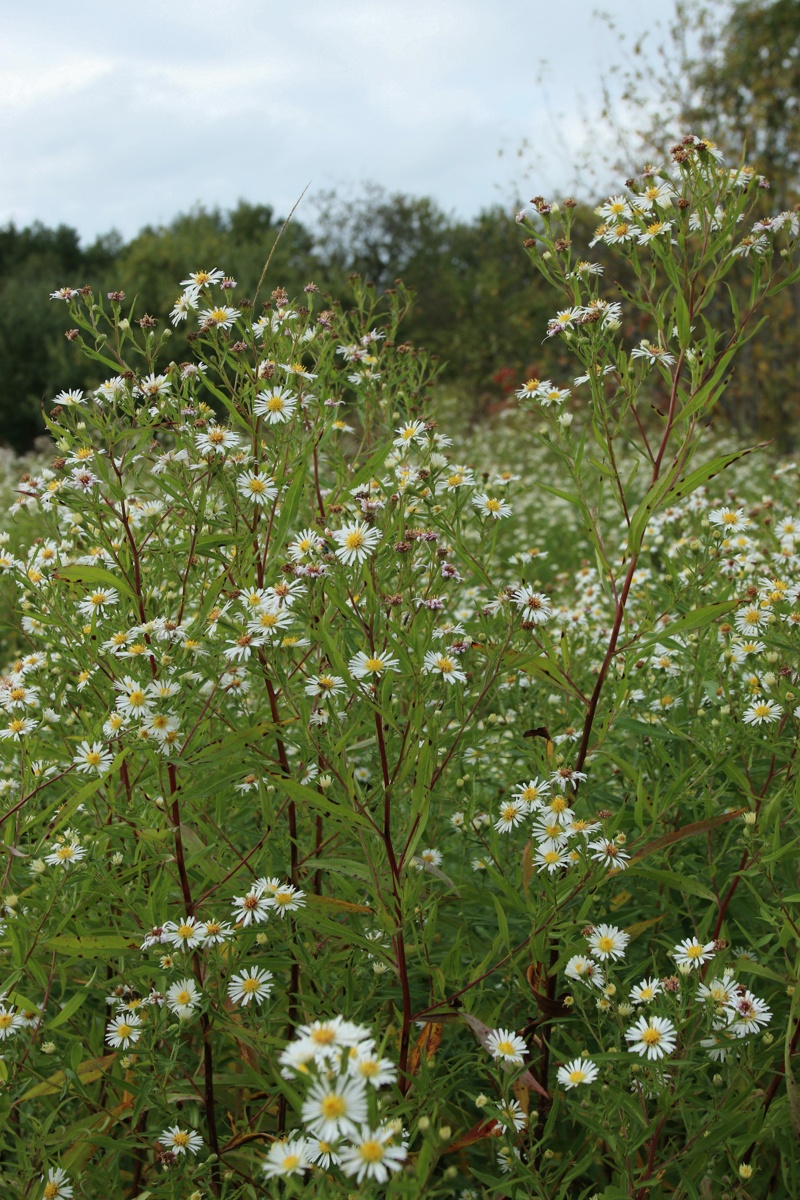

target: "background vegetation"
[3,0,800,455]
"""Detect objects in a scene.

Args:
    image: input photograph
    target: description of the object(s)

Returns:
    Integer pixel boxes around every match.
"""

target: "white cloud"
[0,0,673,240]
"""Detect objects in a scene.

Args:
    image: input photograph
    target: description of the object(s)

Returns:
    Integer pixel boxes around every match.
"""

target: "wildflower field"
[1,137,800,1199]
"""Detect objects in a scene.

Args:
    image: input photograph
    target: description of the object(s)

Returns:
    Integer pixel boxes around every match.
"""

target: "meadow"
[0,136,798,1200]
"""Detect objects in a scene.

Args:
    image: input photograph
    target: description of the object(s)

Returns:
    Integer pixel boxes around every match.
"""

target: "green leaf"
[627,866,716,901]
[44,934,136,955]
[49,989,90,1029]
[55,564,137,603]
[634,601,734,653]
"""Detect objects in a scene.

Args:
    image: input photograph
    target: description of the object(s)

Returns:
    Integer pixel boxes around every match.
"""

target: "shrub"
[0,137,799,1198]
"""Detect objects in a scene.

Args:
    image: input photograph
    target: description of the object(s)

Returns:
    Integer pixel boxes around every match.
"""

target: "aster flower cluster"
[266,1016,407,1185]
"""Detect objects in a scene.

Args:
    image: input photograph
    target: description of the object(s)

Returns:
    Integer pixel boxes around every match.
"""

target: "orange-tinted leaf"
[408,1022,443,1074]
[632,809,745,863]
[445,1119,498,1153]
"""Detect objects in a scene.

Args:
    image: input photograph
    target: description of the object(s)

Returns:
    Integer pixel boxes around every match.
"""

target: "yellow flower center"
[176,923,194,939]
[642,1027,661,1046]
[496,1039,516,1056]
[437,658,454,673]
[359,1140,385,1164]
[248,478,267,493]
[175,990,191,1005]
[117,1022,132,1039]
[320,1094,347,1119]
[311,1027,336,1044]
[597,936,614,954]
[685,944,704,958]
[282,1154,300,1171]
[85,751,101,766]
[56,845,75,860]
[266,395,285,412]
[568,1068,587,1084]
[173,1130,190,1147]
[365,657,384,671]
[345,531,364,550]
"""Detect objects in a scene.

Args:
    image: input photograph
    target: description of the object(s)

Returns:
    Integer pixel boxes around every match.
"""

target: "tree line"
[1,0,798,452]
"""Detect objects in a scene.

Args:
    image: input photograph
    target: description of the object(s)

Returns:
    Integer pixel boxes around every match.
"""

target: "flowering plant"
[0,138,798,1198]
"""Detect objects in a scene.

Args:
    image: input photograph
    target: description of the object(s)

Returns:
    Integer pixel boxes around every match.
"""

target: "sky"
[0,0,676,245]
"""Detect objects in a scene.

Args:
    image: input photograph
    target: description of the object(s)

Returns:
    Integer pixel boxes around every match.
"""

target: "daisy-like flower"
[71,740,114,775]
[698,973,738,1008]
[0,1006,23,1039]
[264,882,306,917]
[557,1057,599,1089]
[181,268,224,289]
[630,977,663,1005]
[199,305,240,329]
[42,1166,73,1200]
[262,1137,313,1178]
[302,1076,369,1140]
[486,1028,527,1064]
[565,955,605,988]
[309,1138,341,1169]
[709,507,749,533]
[735,605,771,634]
[44,841,86,868]
[197,918,233,943]
[237,471,278,506]
[231,889,271,926]
[742,699,783,725]
[625,1015,677,1060]
[105,1012,142,1048]
[512,586,552,624]
[338,1125,407,1184]
[332,521,381,565]
[227,966,274,1006]
[0,717,37,741]
[513,777,550,805]
[288,527,324,560]
[254,387,297,424]
[53,388,85,407]
[631,339,676,366]
[393,419,427,447]
[494,799,531,832]
[304,673,347,700]
[422,651,467,684]
[292,1016,366,1063]
[550,765,587,792]
[162,916,206,950]
[195,426,240,457]
[472,493,512,519]
[497,1098,527,1131]
[281,360,318,381]
[76,589,119,619]
[730,989,772,1035]
[166,978,200,1019]
[114,676,152,718]
[158,1125,204,1156]
[414,848,442,869]
[347,1047,398,1088]
[348,650,401,680]
[673,937,715,970]
[587,923,630,961]
[588,838,630,870]
[534,846,571,874]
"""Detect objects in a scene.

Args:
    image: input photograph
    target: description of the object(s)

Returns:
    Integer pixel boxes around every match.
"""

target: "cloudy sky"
[1,0,671,244]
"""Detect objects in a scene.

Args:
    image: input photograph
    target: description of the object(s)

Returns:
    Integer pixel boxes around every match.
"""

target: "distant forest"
[2,0,800,451]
